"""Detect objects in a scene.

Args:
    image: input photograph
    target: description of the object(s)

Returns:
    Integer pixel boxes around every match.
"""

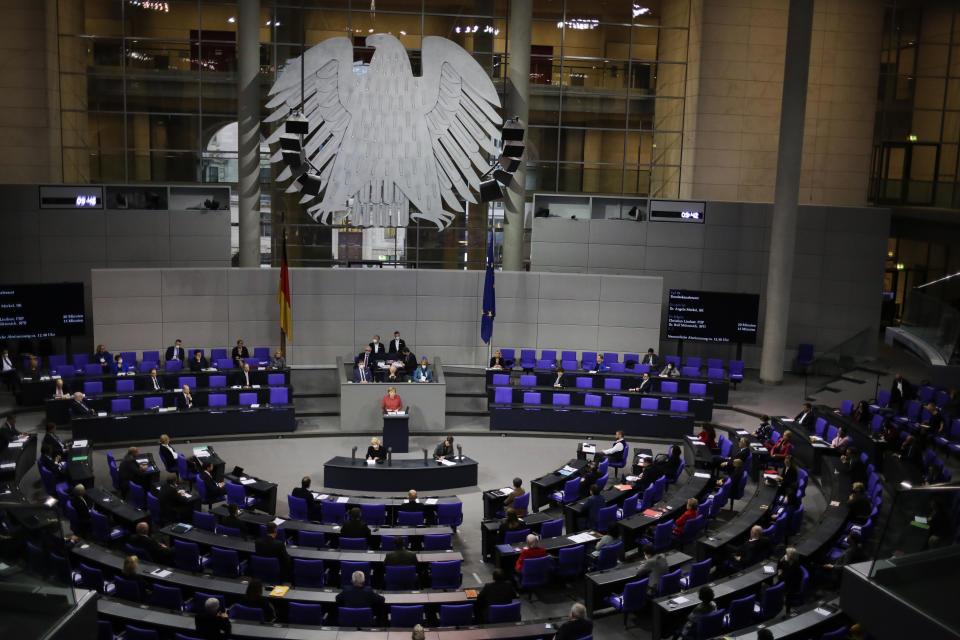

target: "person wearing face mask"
[369,335,386,358]
[112,354,126,374]
[413,358,433,382]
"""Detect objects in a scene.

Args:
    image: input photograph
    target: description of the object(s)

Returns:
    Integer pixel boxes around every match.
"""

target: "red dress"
[515,546,547,572]
[697,430,717,449]
[672,508,698,536]
[770,438,793,459]
[381,395,403,412]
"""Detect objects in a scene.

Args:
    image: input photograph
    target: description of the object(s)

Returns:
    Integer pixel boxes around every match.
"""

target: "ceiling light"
[368,28,375,33]
[227,16,235,23]
[557,18,599,30]
[399,30,407,35]
[633,4,651,17]
[455,26,461,33]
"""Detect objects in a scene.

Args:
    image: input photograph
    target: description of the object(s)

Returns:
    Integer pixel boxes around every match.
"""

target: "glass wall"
[58,0,688,267]
[871,1,960,208]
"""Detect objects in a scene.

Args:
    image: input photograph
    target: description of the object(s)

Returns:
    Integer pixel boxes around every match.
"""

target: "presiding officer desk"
[485,369,730,404]
[336,356,446,432]
[71,403,296,442]
[98,598,554,640]
[323,455,478,492]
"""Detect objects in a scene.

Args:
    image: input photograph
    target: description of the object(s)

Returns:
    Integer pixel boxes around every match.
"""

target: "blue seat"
[523,391,541,405]
[492,373,510,386]
[340,561,371,587]
[90,511,124,544]
[488,601,521,623]
[604,377,622,390]
[540,518,563,538]
[248,555,280,583]
[504,528,531,545]
[385,564,418,590]
[83,380,103,395]
[340,606,374,627]
[597,505,618,533]
[111,398,131,413]
[238,392,257,405]
[695,609,725,639]
[298,530,325,548]
[555,544,585,580]
[360,503,386,526]
[551,477,581,504]
[209,547,245,579]
[230,604,264,622]
[676,514,706,545]
[424,533,452,550]
[584,393,602,408]
[124,625,159,640]
[269,387,288,404]
[606,578,648,627]
[128,482,147,509]
[494,387,513,404]
[193,510,216,531]
[288,603,324,626]
[620,494,638,519]
[754,581,785,620]
[658,568,682,596]
[430,559,462,589]
[682,366,699,377]
[288,495,309,521]
[321,500,347,523]
[591,541,622,571]
[576,376,593,389]
[643,519,674,552]
[211,348,227,361]
[670,399,689,413]
[225,481,258,509]
[610,441,630,476]
[681,558,712,589]
[535,359,554,369]
[215,525,242,537]
[293,558,325,587]
[398,510,424,526]
[391,604,424,627]
[724,593,755,630]
[149,583,184,611]
[437,502,463,528]
[438,603,474,626]
[173,540,208,572]
[553,393,571,406]
[519,349,536,368]
[518,555,552,592]
[510,492,530,514]
[340,537,367,551]
[640,397,659,411]
[79,562,115,595]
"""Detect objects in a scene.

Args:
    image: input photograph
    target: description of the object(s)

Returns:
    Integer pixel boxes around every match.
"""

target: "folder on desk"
[269,585,289,597]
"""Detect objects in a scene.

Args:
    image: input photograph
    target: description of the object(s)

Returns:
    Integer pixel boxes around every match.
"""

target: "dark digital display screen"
[0,283,85,340]
[666,289,759,344]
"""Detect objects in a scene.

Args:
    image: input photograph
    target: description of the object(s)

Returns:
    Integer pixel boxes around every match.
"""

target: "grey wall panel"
[415,321,478,347]
[161,295,229,322]
[645,246,703,272]
[295,321,356,346]
[92,270,162,298]
[93,296,162,324]
[701,273,738,291]
[599,275,662,303]
[599,302,661,328]
[537,324,598,350]
[539,273,602,301]
[354,294,418,321]
[292,295,356,321]
[587,244,644,271]
[533,218,589,242]
[496,298,540,324]
[646,222,706,248]
[598,327,661,353]
[106,236,172,263]
[702,249,740,274]
[292,269,354,294]
[496,272,539,301]
[42,211,107,236]
[41,236,105,262]
[160,322,228,349]
[226,320,276,347]
[355,270,418,296]
[417,270,480,298]
[93,322,163,349]
[532,241,590,268]
[703,225,742,250]
[170,236,227,263]
[162,269,228,296]
[418,296,478,322]
[228,294,279,322]
[228,268,276,295]
[493,322,539,348]
[588,220,647,246]
[538,299,598,326]
[168,211,229,235]
[106,211,170,237]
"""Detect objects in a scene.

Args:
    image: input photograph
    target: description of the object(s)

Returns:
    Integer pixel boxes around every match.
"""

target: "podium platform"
[337,357,446,431]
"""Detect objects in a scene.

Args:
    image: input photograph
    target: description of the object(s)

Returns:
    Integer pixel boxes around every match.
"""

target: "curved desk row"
[487,385,714,421]
[486,369,730,404]
[584,550,693,614]
[70,404,296,442]
[0,434,36,492]
[323,456,479,492]
[98,598,553,640]
[489,402,694,439]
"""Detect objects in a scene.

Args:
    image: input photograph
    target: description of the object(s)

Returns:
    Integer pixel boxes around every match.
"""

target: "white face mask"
[373,339,379,344]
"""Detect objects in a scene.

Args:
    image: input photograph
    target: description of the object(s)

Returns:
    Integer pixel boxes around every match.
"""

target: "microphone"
[387,446,392,466]
[423,448,429,466]
[457,444,463,461]
[351,446,357,463]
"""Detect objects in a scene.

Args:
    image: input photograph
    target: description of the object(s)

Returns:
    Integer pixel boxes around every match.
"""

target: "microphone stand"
[387,447,392,466]
[351,446,357,464]
[423,448,429,466]
[457,444,463,461]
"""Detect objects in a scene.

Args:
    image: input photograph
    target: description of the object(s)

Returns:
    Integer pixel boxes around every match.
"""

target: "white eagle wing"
[265,37,355,219]
[418,36,502,218]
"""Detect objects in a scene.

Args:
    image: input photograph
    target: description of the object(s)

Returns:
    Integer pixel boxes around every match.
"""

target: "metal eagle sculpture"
[265,34,503,229]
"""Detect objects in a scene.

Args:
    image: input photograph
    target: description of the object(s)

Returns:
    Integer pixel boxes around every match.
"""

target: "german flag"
[277,234,292,342]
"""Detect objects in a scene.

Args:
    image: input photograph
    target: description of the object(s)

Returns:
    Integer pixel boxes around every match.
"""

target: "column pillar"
[237,0,261,267]
[759,0,814,384]
[501,0,531,272]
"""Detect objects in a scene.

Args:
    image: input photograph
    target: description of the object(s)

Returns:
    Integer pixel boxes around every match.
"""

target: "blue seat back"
[541,518,563,538]
[391,604,424,626]
[494,387,512,404]
[293,558,325,587]
[594,541,621,570]
[384,564,418,590]
[658,568,681,595]
[556,544,584,577]
[488,601,521,623]
[438,603,474,626]
[430,559,462,589]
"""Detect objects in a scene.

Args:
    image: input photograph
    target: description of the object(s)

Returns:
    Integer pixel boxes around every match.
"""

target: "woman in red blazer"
[770,430,794,459]
[381,386,403,413]
[515,534,547,573]
[672,498,700,536]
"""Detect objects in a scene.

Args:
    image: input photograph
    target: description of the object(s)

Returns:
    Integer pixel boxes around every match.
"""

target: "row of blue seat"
[27,348,273,370]
[496,349,745,377]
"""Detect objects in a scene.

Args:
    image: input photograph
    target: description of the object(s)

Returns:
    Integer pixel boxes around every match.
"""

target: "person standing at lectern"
[366,437,386,462]
[381,387,403,413]
[165,339,185,362]
[413,358,433,382]
[434,436,455,460]
[190,350,208,372]
[231,340,249,366]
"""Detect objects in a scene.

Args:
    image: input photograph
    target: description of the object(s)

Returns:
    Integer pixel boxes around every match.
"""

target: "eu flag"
[481,239,495,344]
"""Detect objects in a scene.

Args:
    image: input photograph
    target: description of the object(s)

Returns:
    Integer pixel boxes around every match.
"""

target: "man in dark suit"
[43,422,67,458]
[70,391,95,417]
[634,544,668,596]
[552,367,568,388]
[146,367,164,392]
[92,344,112,372]
[165,339,186,362]
[255,522,291,578]
[794,402,814,426]
[341,507,372,540]
[199,461,226,502]
[842,447,869,483]
[0,348,15,391]
[232,363,253,388]
[118,446,150,496]
[719,437,751,473]
[476,568,518,621]
[335,571,385,620]
[433,436,455,460]
[553,603,592,640]
[642,348,659,366]
[177,385,194,410]
[69,484,94,538]
[384,535,418,566]
[231,340,250,366]
[195,596,231,639]
[388,331,406,356]
[159,473,193,522]
[39,444,66,480]
[629,372,652,393]
[291,476,321,520]
[189,350,209,372]
[634,457,664,492]
[352,362,372,383]
[398,489,426,514]
[130,521,174,563]
[158,434,178,471]
[733,525,774,568]
[0,414,22,445]
[401,347,417,373]
[890,373,909,411]
[368,335,386,359]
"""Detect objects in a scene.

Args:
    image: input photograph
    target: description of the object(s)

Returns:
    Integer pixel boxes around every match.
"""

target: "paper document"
[314,493,328,500]
[425,498,439,505]
[97,411,107,417]
[273,517,284,525]
[763,564,775,574]
[568,532,596,544]
[240,478,256,485]
[72,440,88,448]
[150,568,172,578]
[815,607,833,616]
[336,496,349,503]
[625,475,639,482]
[581,444,596,454]
[439,459,457,466]
[497,487,513,496]
[694,472,711,478]
[670,596,690,605]
[269,585,289,597]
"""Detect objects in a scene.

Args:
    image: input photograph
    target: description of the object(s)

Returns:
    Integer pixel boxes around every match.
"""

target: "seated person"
[340,507,372,541]
[146,367,165,392]
[553,603,592,640]
[412,358,433,382]
[923,404,943,433]
[240,578,276,622]
[591,353,610,372]
[195,597,231,639]
[401,347,417,373]
[502,477,526,515]
[779,455,799,496]
[498,508,525,540]
[628,372,652,393]
[680,587,717,638]
[129,521,173,564]
[38,443,65,480]
[353,360,372,383]
[112,354,126,374]
[583,484,604,530]
[189,350,209,371]
[882,419,901,446]
[642,348,659,366]
[514,533,546,574]
[719,437,750,472]
[489,349,511,369]
[220,503,244,531]
[831,425,853,451]
[178,384,194,410]
[776,547,804,600]
[853,400,871,424]
[794,402,814,425]
[925,462,946,485]
[233,362,254,387]
[356,346,374,372]
[70,391,95,417]
[732,525,774,568]
[93,344,112,372]
[52,378,66,398]
[697,424,718,450]
[291,476,321,520]
[368,335,387,359]
[366,437,386,462]
[199,461,226,502]
[159,473,193,522]
[847,482,871,523]
[381,387,403,413]
[385,536,418,566]
[255,522,291,578]
[672,498,699,536]
[769,430,794,459]
[754,415,774,444]
[270,350,285,369]
[43,422,68,458]
[600,430,627,464]
[69,484,94,538]
[0,348,15,391]
[659,362,680,378]
[634,457,664,492]
[477,568,518,621]
[398,489,425,515]
[158,434,177,470]
[165,339,185,362]
[592,522,621,555]
[654,445,682,478]
[384,363,404,383]
[841,447,868,484]
[634,544,668,596]
[118,446,151,495]
[552,367,568,388]
[231,339,249,366]
[578,461,600,495]
[335,571,385,622]
[433,435,455,460]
